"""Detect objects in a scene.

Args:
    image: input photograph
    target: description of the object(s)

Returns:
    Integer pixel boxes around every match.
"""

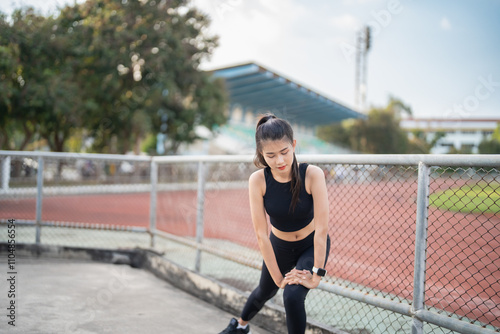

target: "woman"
[219,114,331,334]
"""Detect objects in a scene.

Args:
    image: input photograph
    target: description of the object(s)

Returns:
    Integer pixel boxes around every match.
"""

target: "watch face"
[314,267,327,276]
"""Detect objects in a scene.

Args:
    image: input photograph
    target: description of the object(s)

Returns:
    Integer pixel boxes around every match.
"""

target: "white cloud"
[440,17,452,30]
[330,14,360,31]
[193,0,310,70]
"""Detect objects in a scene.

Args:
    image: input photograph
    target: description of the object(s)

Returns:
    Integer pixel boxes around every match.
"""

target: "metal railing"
[1,150,499,334]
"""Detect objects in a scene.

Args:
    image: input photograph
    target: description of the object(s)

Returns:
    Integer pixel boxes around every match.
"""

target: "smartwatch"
[312,266,327,277]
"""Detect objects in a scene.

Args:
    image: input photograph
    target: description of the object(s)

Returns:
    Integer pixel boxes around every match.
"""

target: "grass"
[429,182,500,214]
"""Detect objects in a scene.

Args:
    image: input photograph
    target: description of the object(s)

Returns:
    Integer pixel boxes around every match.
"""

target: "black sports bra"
[263,163,314,232]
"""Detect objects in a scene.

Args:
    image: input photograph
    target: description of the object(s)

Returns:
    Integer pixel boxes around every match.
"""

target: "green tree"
[0,7,87,152]
[407,130,446,154]
[1,0,227,154]
[57,0,227,154]
[318,97,412,154]
[478,123,500,154]
[0,13,20,149]
[316,119,350,149]
[0,9,48,150]
[38,17,87,152]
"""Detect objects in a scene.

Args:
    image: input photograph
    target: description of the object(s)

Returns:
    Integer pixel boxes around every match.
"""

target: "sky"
[3,0,500,120]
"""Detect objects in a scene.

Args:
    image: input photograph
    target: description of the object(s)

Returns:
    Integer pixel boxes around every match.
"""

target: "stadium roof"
[211,62,365,126]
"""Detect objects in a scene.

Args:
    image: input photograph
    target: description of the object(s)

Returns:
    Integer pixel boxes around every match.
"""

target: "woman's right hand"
[278,276,288,289]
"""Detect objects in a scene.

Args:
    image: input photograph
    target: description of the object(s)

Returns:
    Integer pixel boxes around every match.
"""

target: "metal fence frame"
[1,150,499,334]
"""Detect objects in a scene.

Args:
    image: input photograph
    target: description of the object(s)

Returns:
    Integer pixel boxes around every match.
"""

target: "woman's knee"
[283,285,308,309]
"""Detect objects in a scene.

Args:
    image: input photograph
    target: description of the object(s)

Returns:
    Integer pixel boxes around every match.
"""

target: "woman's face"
[261,138,296,176]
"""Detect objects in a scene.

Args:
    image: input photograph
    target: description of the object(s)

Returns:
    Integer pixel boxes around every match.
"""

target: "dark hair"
[254,113,301,212]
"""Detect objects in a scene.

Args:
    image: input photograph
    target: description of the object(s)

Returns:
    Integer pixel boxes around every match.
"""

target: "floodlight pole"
[355,26,371,113]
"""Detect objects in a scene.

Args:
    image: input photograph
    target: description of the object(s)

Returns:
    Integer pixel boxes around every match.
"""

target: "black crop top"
[263,163,314,232]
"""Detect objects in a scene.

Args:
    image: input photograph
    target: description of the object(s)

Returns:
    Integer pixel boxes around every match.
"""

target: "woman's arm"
[249,170,287,288]
[286,165,329,289]
[310,165,329,285]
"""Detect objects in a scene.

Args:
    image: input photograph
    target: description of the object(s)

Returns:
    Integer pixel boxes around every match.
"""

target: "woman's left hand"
[285,268,321,289]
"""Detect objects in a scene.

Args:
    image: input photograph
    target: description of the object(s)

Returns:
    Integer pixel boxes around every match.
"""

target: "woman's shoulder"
[249,168,266,196]
[249,168,266,184]
[303,164,325,180]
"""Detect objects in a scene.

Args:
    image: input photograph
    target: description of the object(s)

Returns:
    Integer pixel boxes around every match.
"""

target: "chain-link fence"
[1,151,499,334]
[425,166,499,333]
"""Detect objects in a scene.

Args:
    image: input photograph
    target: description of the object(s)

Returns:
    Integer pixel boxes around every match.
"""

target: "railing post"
[412,161,431,334]
[2,156,11,191]
[149,159,158,248]
[35,156,44,244]
[195,160,206,273]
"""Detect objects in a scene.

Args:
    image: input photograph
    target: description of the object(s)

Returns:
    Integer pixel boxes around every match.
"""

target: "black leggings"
[240,231,331,334]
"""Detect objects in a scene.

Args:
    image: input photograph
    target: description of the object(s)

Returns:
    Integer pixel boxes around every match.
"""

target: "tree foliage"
[0,9,50,150]
[0,0,228,153]
[407,129,446,154]
[318,97,418,154]
[478,122,500,154]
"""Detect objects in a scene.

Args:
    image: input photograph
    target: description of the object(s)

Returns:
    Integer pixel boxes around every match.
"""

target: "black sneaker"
[219,318,251,334]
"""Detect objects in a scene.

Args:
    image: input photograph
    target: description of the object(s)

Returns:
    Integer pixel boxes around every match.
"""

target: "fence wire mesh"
[426,166,500,331]
[1,154,151,249]
[156,162,200,238]
[1,152,499,334]
[325,164,418,300]
[203,161,256,245]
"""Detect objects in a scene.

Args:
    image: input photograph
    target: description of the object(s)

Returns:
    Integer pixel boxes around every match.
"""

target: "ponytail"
[289,153,301,213]
[254,113,301,213]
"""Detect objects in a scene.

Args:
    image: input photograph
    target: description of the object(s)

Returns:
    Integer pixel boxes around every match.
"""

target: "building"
[401,118,499,154]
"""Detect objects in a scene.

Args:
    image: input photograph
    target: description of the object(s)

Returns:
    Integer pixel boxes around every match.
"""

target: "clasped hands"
[280,268,321,289]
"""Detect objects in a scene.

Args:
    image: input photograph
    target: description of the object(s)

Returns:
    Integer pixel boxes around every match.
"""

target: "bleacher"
[213,122,355,155]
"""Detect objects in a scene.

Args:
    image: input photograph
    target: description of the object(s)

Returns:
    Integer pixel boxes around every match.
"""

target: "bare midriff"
[271,219,315,241]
